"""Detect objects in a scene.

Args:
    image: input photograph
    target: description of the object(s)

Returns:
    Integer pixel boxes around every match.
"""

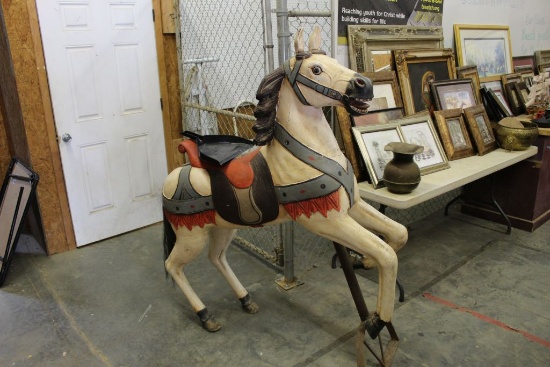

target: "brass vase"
[383,142,424,194]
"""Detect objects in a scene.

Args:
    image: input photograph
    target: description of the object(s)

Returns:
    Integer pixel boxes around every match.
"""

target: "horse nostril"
[355,78,366,88]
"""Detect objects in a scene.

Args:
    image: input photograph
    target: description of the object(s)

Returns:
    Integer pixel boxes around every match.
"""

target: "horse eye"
[311,66,322,75]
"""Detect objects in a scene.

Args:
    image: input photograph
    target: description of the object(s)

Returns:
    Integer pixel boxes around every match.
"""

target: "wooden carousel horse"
[162,26,408,339]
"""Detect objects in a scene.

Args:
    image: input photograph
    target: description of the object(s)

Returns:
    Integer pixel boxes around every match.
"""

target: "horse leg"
[208,227,260,314]
[349,198,408,269]
[165,226,222,332]
[298,214,397,339]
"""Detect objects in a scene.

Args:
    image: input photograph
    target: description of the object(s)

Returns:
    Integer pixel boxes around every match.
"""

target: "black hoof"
[197,308,221,332]
[239,294,259,314]
[365,313,387,340]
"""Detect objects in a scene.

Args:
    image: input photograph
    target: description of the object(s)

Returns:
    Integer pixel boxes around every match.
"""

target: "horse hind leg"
[165,226,221,332]
[208,227,260,314]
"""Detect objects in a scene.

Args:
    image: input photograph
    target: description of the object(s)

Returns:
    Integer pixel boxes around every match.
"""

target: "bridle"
[283,53,350,107]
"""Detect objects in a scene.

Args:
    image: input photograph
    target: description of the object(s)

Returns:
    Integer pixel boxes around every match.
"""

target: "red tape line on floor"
[422,292,550,349]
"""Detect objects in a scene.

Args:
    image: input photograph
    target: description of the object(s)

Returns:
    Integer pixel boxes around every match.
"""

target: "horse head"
[285,26,373,116]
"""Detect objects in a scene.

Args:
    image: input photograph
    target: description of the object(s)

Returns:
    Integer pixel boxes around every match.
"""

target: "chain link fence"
[175,0,460,282]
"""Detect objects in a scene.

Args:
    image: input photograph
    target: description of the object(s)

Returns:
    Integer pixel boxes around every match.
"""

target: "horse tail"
[163,213,176,279]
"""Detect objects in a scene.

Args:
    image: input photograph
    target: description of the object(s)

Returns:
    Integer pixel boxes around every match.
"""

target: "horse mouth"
[347,97,371,115]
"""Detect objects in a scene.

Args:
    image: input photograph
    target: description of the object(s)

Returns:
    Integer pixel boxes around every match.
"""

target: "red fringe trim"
[164,210,216,230]
[283,190,340,220]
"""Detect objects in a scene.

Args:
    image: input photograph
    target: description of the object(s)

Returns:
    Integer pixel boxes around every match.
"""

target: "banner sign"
[338,0,444,42]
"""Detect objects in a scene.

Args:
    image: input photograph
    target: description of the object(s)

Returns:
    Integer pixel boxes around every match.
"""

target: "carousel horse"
[162,26,408,339]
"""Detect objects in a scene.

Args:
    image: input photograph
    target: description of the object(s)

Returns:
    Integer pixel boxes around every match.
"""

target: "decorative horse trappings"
[162,26,408,339]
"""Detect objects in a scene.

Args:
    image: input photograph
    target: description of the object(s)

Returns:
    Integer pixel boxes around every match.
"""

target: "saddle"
[178,135,279,225]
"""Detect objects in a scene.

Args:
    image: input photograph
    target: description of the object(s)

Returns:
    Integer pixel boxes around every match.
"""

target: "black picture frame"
[0,158,39,287]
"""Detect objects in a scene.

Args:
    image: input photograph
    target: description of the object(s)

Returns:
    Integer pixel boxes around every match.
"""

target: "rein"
[283,58,348,106]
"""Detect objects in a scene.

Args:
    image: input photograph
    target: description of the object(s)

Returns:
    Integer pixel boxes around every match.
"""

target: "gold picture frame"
[361,70,403,109]
[456,64,482,105]
[433,109,475,160]
[454,24,513,82]
[463,105,497,156]
[534,49,550,70]
[347,25,443,72]
[501,73,522,85]
[394,48,456,115]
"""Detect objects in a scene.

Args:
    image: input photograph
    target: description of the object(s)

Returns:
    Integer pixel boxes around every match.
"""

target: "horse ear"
[308,25,322,52]
[294,28,305,55]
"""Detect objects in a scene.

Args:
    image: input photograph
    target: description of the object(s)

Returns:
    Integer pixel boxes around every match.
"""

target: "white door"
[37,1,167,246]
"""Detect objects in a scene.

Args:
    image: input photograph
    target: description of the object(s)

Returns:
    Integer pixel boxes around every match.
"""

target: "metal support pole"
[276,0,290,63]
[263,0,275,73]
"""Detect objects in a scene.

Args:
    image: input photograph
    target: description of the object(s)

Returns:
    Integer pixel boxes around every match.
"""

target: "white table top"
[358,146,538,209]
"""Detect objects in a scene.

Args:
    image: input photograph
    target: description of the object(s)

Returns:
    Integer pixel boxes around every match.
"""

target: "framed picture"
[538,62,550,74]
[361,71,403,109]
[504,82,523,115]
[430,78,478,111]
[352,123,403,188]
[395,113,450,174]
[490,88,513,117]
[501,73,522,85]
[347,25,444,72]
[394,48,457,115]
[512,55,535,71]
[454,24,513,82]
[514,65,534,74]
[433,108,476,160]
[463,105,497,155]
[534,49,550,70]
[456,64,482,104]
[335,106,366,181]
[513,81,530,107]
[353,107,404,127]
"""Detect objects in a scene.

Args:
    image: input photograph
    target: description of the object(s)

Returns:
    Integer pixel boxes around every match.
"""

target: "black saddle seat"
[182,131,255,166]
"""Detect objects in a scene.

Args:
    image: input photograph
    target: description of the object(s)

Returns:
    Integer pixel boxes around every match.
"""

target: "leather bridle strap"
[283,59,346,106]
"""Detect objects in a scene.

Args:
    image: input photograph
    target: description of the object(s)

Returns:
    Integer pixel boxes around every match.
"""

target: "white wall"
[442,0,550,56]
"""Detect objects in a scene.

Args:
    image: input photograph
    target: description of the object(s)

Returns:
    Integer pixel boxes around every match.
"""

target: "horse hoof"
[365,312,387,340]
[197,308,221,332]
[239,294,259,314]
[202,317,222,332]
[242,301,259,314]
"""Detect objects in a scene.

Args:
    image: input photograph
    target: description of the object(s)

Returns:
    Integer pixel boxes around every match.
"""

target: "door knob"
[61,133,72,142]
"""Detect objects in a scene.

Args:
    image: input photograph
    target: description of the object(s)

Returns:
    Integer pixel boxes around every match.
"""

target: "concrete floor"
[1,208,549,366]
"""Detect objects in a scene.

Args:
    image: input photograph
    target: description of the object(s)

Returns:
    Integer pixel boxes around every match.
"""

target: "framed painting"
[0,158,40,287]
[504,82,523,115]
[430,78,478,111]
[335,106,365,181]
[489,88,513,117]
[394,48,457,115]
[463,105,497,155]
[513,81,530,108]
[433,109,476,160]
[534,49,550,70]
[361,71,403,109]
[394,113,449,174]
[456,64,482,104]
[454,24,513,82]
[353,107,404,127]
[347,25,443,72]
[352,123,403,188]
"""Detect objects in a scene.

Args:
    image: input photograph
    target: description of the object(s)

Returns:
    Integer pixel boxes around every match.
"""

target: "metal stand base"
[274,276,304,290]
[333,242,399,367]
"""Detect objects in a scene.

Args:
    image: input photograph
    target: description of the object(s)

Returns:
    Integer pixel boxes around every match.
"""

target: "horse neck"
[273,80,345,163]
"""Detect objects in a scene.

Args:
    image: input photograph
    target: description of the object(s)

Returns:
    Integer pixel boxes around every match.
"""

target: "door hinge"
[160,98,163,110]
[152,9,155,22]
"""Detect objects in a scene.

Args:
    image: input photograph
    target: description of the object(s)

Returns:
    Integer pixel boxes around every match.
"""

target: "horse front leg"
[208,227,260,314]
[165,226,221,332]
[349,198,408,269]
[298,214,398,339]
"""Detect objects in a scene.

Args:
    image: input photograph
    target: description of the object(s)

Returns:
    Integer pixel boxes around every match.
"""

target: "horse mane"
[253,67,285,145]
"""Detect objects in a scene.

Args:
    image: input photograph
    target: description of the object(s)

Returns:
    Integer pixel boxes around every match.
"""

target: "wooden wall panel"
[1,0,76,254]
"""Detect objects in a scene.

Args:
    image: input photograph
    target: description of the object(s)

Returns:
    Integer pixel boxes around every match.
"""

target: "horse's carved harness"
[163,123,354,226]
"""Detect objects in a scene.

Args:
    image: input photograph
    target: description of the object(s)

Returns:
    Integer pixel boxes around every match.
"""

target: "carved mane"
[253,67,285,145]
